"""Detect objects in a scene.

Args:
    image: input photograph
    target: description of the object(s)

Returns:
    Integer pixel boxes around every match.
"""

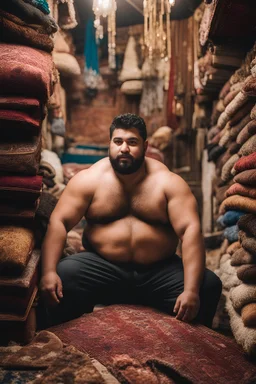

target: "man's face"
[109,128,148,175]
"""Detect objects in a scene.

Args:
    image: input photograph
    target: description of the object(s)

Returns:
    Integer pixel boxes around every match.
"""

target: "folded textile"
[237,264,256,284]
[223,225,239,243]
[0,135,41,175]
[0,175,42,202]
[226,298,256,356]
[218,142,241,169]
[234,169,256,186]
[217,94,250,130]
[0,0,57,34]
[0,8,49,34]
[219,195,256,215]
[53,52,81,77]
[250,103,256,119]
[227,241,241,255]
[221,154,240,182]
[241,303,256,327]
[23,0,50,15]
[226,183,256,200]
[219,80,231,99]
[223,89,240,107]
[230,284,256,312]
[0,285,38,316]
[0,14,54,53]
[0,225,35,275]
[242,75,256,97]
[0,96,42,119]
[239,230,256,256]
[232,152,256,174]
[238,213,256,237]
[0,44,56,103]
[229,114,252,140]
[0,199,39,221]
[0,250,40,294]
[236,119,256,145]
[208,145,226,162]
[208,125,220,141]
[238,135,256,156]
[217,210,245,227]
[231,247,256,266]
[215,255,241,291]
[34,191,58,245]
[0,109,40,136]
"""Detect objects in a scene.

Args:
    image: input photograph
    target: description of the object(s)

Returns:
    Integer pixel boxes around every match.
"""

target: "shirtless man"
[40,113,222,328]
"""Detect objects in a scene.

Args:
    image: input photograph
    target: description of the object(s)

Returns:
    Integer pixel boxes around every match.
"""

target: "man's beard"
[109,153,145,175]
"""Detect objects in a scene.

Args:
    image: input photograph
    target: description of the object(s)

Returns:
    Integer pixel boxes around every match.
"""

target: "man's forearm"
[181,225,205,294]
[41,219,67,275]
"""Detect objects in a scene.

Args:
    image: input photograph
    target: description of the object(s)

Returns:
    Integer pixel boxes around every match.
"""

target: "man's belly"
[82,216,179,264]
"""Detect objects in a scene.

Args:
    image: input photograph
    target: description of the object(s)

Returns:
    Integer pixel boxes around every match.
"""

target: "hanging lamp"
[93,0,117,69]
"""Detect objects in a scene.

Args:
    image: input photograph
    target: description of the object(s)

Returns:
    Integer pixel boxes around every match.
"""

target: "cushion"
[0,134,41,175]
[0,175,42,202]
[0,225,35,275]
[120,80,143,95]
[52,52,81,77]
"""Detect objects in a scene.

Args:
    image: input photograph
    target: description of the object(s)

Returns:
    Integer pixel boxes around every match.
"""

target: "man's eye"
[115,140,122,145]
[129,141,137,146]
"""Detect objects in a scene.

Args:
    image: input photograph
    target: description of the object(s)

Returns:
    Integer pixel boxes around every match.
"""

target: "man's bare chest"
[86,182,169,224]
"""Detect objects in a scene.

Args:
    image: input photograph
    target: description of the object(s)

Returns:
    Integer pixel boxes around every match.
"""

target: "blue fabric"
[84,19,99,73]
[23,0,50,15]
[222,210,245,227]
[223,225,239,243]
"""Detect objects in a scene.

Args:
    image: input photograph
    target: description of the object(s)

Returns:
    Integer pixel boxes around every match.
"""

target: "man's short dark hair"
[110,113,147,141]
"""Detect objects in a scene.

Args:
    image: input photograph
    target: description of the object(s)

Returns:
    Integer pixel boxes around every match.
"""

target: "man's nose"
[120,142,130,153]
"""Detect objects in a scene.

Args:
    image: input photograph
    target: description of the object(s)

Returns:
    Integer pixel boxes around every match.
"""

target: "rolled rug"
[238,135,256,156]
[237,264,256,284]
[239,230,256,256]
[241,303,256,327]
[221,154,240,182]
[251,103,256,120]
[230,283,256,313]
[232,152,256,174]
[226,183,256,200]
[234,169,256,186]
[236,119,256,145]
[223,225,239,243]
[216,91,249,130]
[218,142,241,170]
[219,195,256,215]
[227,241,241,255]
[208,145,226,162]
[231,247,256,266]
[242,75,256,97]
[226,298,256,356]
[229,114,252,140]
[223,89,240,108]
[238,213,256,237]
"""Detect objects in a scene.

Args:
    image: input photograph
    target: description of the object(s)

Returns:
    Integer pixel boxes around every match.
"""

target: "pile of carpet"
[203,41,256,355]
[0,0,57,344]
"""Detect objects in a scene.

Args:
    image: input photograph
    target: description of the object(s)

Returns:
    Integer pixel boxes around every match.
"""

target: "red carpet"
[49,305,256,384]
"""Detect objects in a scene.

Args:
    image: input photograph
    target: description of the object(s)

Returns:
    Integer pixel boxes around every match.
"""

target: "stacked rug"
[0,1,57,344]
[205,43,256,355]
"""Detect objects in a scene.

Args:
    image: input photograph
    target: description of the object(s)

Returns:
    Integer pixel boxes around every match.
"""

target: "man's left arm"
[166,174,206,323]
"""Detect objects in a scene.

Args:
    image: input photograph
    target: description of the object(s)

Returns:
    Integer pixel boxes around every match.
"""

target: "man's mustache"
[117,155,134,160]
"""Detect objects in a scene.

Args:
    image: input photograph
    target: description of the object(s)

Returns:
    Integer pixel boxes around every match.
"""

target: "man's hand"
[173,291,200,323]
[40,271,63,307]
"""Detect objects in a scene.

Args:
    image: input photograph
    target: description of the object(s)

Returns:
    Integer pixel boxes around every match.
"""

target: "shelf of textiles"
[0,41,56,344]
[205,42,256,357]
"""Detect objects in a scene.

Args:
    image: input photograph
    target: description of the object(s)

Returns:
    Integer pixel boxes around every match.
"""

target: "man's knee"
[57,257,81,290]
[202,269,222,301]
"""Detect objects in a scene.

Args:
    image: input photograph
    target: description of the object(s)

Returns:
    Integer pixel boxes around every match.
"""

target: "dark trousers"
[39,252,222,329]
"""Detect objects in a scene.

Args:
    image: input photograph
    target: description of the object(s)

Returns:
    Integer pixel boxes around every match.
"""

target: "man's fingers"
[49,290,60,306]
[57,280,63,299]
[176,305,186,320]
[173,299,180,314]
[182,309,191,322]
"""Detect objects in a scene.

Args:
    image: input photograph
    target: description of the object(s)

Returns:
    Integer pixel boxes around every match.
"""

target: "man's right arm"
[40,170,94,306]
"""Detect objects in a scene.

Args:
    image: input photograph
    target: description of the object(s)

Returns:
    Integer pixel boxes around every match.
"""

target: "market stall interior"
[0,0,256,382]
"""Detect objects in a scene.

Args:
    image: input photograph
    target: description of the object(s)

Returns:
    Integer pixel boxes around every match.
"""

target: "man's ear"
[144,140,148,152]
